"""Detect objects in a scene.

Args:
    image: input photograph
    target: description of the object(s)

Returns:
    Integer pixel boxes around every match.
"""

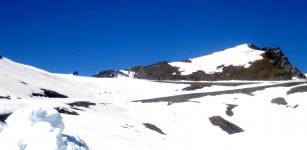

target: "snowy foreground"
[1,57,307,150]
[0,107,88,150]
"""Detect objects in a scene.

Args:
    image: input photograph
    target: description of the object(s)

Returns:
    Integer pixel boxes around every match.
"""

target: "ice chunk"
[0,106,87,150]
[5,106,64,131]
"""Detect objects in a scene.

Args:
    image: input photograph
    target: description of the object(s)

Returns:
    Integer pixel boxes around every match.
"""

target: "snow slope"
[169,44,264,75]
[1,56,307,150]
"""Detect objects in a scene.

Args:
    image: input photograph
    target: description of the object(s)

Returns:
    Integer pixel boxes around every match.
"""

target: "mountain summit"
[95,44,305,80]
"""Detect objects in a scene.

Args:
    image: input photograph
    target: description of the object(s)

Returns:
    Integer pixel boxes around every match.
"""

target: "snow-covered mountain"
[95,44,305,80]
[1,44,307,150]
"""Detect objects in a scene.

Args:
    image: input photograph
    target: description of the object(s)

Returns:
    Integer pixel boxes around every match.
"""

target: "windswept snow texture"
[170,44,264,75]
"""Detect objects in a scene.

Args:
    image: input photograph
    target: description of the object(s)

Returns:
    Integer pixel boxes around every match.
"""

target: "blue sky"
[1,0,307,75]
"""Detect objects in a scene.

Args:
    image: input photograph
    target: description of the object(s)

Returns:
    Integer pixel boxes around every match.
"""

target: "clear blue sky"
[1,0,307,75]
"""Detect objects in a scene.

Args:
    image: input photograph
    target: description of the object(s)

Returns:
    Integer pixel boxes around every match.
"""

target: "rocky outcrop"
[256,45,305,79]
[94,44,305,81]
[225,104,238,117]
[143,123,166,135]
[271,97,288,105]
[129,62,181,80]
[209,116,244,134]
[94,70,128,78]
[31,89,68,98]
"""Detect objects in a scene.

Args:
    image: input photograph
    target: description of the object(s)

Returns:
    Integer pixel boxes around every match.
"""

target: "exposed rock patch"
[20,81,27,85]
[67,101,96,108]
[0,95,11,100]
[130,62,181,80]
[209,116,244,134]
[121,124,134,129]
[143,123,166,135]
[180,59,192,63]
[180,82,259,91]
[31,89,68,98]
[133,82,304,104]
[182,83,210,91]
[287,86,307,95]
[271,97,288,105]
[54,107,79,115]
[94,70,128,78]
[225,104,238,116]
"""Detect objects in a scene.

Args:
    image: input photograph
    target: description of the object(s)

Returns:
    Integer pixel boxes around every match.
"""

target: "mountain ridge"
[94,44,305,80]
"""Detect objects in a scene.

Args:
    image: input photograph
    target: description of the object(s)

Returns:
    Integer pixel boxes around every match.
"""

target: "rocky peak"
[93,70,128,78]
[248,44,305,78]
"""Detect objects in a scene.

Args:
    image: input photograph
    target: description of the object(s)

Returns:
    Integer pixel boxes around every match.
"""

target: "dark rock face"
[261,47,305,79]
[31,89,68,98]
[209,116,244,134]
[94,70,128,78]
[94,44,305,81]
[0,56,3,59]
[143,123,166,135]
[271,97,288,105]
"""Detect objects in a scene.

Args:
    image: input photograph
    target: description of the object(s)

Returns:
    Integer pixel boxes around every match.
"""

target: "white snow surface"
[0,106,87,150]
[0,50,307,150]
[169,44,264,75]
